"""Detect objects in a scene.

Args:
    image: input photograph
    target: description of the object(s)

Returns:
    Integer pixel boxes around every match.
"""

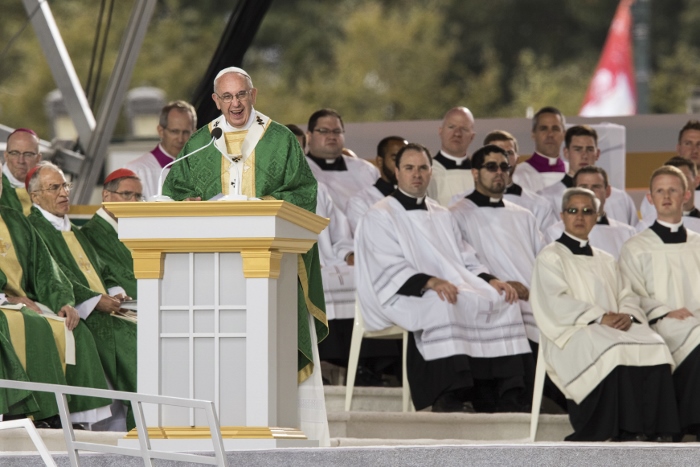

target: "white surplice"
[355,196,530,361]
[316,182,355,320]
[619,227,700,366]
[307,155,379,214]
[539,180,638,226]
[450,197,546,341]
[346,184,386,233]
[511,160,566,194]
[531,241,673,403]
[545,218,636,259]
[426,159,474,207]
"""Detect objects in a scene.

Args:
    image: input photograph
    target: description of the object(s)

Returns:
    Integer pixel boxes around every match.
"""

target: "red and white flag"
[579,0,636,117]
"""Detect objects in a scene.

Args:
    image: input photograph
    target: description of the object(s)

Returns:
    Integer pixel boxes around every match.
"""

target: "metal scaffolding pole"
[632,0,651,114]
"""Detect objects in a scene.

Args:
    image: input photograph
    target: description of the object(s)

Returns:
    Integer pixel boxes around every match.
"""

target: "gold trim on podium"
[122,238,315,279]
[124,426,307,440]
[105,200,329,235]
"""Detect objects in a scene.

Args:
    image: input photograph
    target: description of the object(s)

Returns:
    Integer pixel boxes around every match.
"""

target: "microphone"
[149,128,223,202]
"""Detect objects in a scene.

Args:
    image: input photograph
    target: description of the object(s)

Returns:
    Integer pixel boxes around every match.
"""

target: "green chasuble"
[0,174,31,216]
[28,207,137,428]
[163,115,328,382]
[81,212,137,299]
[0,312,42,418]
[0,206,111,414]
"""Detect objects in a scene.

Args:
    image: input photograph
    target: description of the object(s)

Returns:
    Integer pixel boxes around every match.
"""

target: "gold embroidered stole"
[15,188,32,216]
[62,231,107,294]
[0,221,26,297]
[221,131,256,198]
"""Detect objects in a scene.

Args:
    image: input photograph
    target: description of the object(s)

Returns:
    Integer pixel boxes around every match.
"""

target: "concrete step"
[324,385,407,412]
[328,411,573,442]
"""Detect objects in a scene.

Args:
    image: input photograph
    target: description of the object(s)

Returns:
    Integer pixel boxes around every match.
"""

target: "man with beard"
[346,136,407,232]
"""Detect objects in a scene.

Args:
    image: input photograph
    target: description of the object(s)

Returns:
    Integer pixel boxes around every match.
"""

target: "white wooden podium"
[106,200,328,450]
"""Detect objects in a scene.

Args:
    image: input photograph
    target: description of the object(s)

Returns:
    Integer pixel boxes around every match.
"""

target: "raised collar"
[374,177,395,196]
[651,220,687,244]
[561,173,574,188]
[596,214,609,225]
[505,183,523,196]
[151,144,176,168]
[2,163,23,189]
[391,189,427,211]
[306,153,347,171]
[525,152,566,173]
[556,232,593,256]
[434,151,472,170]
[684,207,700,218]
[34,204,71,232]
[96,207,118,233]
[466,189,505,208]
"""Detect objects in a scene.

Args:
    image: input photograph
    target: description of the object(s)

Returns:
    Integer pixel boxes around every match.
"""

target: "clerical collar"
[561,173,574,188]
[525,152,566,173]
[505,183,522,196]
[151,144,176,168]
[466,189,505,208]
[96,207,118,233]
[2,163,24,189]
[391,189,427,211]
[684,207,700,218]
[34,204,71,232]
[434,151,471,170]
[306,153,348,171]
[374,178,395,196]
[596,214,609,225]
[557,232,593,256]
[651,220,687,244]
[221,107,256,131]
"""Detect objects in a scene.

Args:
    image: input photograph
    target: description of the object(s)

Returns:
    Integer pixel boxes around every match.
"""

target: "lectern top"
[105,200,329,234]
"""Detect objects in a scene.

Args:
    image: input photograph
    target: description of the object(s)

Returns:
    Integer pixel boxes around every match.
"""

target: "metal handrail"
[0,379,229,467]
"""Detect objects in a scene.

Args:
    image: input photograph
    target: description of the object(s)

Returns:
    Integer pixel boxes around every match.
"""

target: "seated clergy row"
[353,139,700,441]
[0,129,138,431]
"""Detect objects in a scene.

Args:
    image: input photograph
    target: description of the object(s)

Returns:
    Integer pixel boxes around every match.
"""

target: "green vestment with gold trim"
[162,118,327,381]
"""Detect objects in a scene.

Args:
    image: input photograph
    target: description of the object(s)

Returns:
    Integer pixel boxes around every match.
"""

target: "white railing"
[0,379,229,467]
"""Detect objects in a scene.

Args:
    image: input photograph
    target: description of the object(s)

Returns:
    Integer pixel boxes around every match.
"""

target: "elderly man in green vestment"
[27,162,137,430]
[0,175,112,427]
[1,128,42,216]
[162,66,329,444]
[81,169,141,299]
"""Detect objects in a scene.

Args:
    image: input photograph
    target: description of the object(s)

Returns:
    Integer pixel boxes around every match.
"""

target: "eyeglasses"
[164,128,192,138]
[564,207,596,216]
[480,162,511,173]
[34,182,72,194]
[313,128,344,136]
[108,190,143,201]
[215,90,252,103]
[6,150,39,159]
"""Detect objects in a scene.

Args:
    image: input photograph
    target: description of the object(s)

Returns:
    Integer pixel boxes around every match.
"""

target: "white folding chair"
[344,300,413,412]
[529,343,547,442]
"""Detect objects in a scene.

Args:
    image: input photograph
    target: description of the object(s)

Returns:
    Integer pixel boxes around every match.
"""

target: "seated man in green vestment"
[27,162,137,431]
[1,128,42,216]
[81,169,141,299]
[162,66,329,444]
[0,172,112,428]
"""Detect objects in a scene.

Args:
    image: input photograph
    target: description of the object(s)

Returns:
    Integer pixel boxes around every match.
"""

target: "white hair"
[213,67,253,93]
[561,187,601,213]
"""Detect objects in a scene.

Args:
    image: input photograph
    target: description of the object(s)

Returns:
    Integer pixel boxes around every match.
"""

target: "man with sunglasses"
[304,108,379,214]
[620,165,700,441]
[450,145,546,345]
[356,143,532,413]
[544,166,636,259]
[1,128,42,215]
[28,162,137,431]
[124,101,196,200]
[531,186,679,441]
[81,169,142,300]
